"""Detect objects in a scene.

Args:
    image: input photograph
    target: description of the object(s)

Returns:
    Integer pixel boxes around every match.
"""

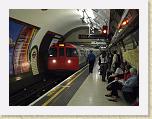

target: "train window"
[48,48,57,57]
[59,48,64,56]
[66,48,78,57]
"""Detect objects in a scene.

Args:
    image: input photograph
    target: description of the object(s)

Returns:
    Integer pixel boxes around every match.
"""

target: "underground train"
[48,43,99,71]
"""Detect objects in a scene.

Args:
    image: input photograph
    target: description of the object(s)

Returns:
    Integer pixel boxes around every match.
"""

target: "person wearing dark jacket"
[87,50,96,73]
[98,52,108,81]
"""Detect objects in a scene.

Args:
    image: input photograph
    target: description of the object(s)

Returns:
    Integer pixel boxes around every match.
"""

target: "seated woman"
[105,65,132,102]
[107,64,124,83]
[118,64,131,84]
[122,68,138,103]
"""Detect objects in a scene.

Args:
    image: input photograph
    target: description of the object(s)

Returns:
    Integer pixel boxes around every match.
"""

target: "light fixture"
[118,29,123,33]
[118,19,129,29]
[86,9,95,19]
[100,25,108,36]
[122,19,129,26]
[103,29,107,34]
[59,44,64,47]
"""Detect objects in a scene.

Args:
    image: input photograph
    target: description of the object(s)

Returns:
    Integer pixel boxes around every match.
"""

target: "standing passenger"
[107,51,113,70]
[99,51,108,81]
[106,51,113,79]
[87,50,96,73]
[111,50,119,72]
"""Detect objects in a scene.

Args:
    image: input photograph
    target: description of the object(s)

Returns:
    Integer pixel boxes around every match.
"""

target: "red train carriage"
[48,43,83,71]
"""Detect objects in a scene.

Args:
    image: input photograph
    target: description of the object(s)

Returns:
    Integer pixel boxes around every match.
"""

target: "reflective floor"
[67,62,129,106]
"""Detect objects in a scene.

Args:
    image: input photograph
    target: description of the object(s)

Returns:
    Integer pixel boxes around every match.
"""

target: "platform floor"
[67,62,129,106]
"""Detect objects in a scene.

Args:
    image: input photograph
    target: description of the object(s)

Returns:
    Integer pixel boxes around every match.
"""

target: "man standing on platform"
[87,50,96,73]
[99,51,108,81]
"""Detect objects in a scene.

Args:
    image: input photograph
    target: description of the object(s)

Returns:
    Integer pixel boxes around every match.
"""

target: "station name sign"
[78,34,107,39]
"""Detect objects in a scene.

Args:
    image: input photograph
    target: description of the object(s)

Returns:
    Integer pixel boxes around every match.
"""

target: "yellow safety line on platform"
[46,65,88,97]
[42,65,88,106]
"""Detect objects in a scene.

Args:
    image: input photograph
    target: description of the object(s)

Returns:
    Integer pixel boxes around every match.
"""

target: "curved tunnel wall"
[63,26,99,43]
[9,9,84,50]
[63,26,89,42]
[122,47,139,70]
[9,18,40,80]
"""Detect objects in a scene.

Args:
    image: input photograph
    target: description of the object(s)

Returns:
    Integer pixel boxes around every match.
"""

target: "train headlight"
[67,59,71,64]
[52,59,56,63]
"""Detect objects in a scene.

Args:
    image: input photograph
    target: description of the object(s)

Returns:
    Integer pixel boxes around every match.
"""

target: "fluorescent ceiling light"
[86,9,95,19]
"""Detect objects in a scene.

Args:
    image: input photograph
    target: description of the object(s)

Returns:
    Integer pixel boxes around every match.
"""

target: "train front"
[48,43,80,72]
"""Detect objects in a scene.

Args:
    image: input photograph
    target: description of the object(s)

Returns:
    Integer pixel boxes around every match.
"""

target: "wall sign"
[30,46,39,75]
[9,18,40,75]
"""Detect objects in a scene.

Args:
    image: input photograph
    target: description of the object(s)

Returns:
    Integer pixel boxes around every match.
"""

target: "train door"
[58,46,65,69]
[48,47,58,70]
[66,48,79,70]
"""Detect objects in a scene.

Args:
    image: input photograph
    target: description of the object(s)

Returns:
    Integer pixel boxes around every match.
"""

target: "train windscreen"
[59,48,64,56]
[48,48,57,57]
[66,48,78,57]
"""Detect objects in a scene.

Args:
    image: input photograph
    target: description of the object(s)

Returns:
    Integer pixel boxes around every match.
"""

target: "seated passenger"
[107,64,124,83]
[105,65,132,102]
[118,64,131,84]
[122,67,138,103]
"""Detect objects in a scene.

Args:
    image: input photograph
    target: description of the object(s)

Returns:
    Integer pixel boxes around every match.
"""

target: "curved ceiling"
[9,9,111,49]
[9,9,86,35]
[9,9,110,35]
